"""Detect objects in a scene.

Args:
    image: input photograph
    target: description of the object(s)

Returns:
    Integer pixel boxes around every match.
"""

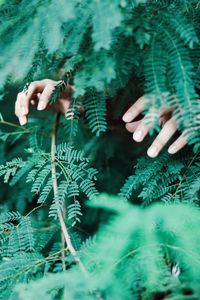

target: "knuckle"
[43,79,53,85]
[46,84,55,95]
[29,82,37,89]
[46,83,53,89]
[43,79,49,84]
[29,83,34,90]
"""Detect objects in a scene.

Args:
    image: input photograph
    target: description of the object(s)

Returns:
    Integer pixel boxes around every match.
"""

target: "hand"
[122,96,187,158]
[15,79,72,125]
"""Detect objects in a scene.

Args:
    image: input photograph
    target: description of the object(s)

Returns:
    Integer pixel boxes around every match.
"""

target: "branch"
[51,113,104,300]
[51,113,86,272]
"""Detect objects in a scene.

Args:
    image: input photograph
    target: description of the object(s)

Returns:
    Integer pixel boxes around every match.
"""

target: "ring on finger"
[22,82,31,95]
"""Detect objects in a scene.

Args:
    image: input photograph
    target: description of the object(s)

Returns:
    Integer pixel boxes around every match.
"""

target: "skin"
[122,96,187,157]
[15,79,71,125]
[15,79,187,158]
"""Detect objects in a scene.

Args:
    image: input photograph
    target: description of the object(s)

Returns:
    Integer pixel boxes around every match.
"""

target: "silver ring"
[22,82,30,95]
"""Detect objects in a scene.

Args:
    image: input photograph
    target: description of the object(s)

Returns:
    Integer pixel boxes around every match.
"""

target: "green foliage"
[0,0,200,299]
[15,196,200,299]
[0,142,98,222]
[1,0,199,142]
[120,151,200,205]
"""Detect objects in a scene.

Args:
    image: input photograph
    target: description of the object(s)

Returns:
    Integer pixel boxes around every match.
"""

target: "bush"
[0,1,200,299]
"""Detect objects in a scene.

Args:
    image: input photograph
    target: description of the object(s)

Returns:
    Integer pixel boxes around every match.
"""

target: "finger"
[15,92,27,116]
[168,134,187,154]
[125,121,141,133]
[132,106,159,142]
[20,81,46,115]
[30,93,41,105]
[122,96,148,123]
[147,119,177,158]
[15,96,27,125]
[26,80,47,103]
[125,105,172,139]
[37,84,55,111]
[30,100,36,105]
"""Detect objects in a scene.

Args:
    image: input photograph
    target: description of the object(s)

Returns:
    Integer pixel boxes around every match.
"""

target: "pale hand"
[123,96,187,158]
[15,79,72,126]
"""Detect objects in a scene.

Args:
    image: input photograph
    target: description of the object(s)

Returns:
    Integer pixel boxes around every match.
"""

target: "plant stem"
[0,119,31,132]
[61,206,67,271]
[51,113,85,272]
[51,113,104,300]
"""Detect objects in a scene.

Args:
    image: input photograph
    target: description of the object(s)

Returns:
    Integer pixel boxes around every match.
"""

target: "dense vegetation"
[0,0,200,299]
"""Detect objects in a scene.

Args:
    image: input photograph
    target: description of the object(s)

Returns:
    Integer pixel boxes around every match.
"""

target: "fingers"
[123,97,172,140]
[25,80,46,104]
[15,81,47,125]
[168,134,187,154]
[15,92,27,125]
[122,96,148,122]
[126,117,187,157]
[37,84,55,111]
[30,93,41,106]
[132,120,153,142]
[126,115,169,136]
[123,98,186,157]
[147,119,177,158]
[125,121,141,133]
[128,106,158,142]
[21,81,46,113]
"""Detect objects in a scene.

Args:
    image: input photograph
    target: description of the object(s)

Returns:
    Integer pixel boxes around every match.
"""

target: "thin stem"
[0,119,31,132]
[26,204,46,217]
[51,113,104,300]
[51,113,86,272]
[61,206,67,271]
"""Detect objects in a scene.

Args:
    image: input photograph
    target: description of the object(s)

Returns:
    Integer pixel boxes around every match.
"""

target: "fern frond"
[6,216,34,257]
[0,158,25,183]
[80,179,98,200]
[0,211,21,235]
[84,88,107,136]
[37,178,53,204]
[31,165,51,194]
[160,26,200,145]
[68,201,82,226]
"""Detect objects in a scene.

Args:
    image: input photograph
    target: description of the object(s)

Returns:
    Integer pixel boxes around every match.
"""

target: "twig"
[51,113,104,300]
[61,206,67,271]
[0,120,31,132]
[51,113,86,273]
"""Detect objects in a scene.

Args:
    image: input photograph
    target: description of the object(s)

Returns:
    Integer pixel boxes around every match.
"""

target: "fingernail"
[168,145,176,154]
[133,130,143,142]
[30,100,35,105]
[147,146,158,158]
[37,101,46,111]
[122,112,132,123]
[21,107,27,115]
[19,116,27,126]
